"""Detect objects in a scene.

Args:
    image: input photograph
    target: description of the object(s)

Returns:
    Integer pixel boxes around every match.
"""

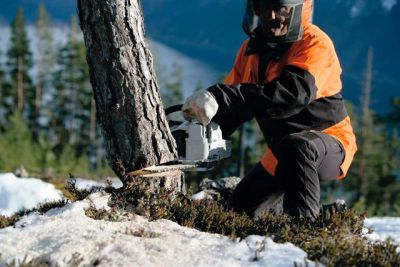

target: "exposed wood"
[77,0,178,183]
[126,170,186,195]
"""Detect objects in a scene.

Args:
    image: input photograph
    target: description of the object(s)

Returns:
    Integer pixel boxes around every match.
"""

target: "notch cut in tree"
[77,0,182,188]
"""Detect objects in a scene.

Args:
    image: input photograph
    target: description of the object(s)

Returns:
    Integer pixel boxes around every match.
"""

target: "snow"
[1,172,400,266]
[190,190,213,201]
[0,173,63,216]
[74,177,123,190]
[364,217,400,244]
[0,191,314,267]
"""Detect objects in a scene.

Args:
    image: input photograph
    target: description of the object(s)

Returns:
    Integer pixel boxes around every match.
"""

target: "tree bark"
[77,0,178,183]
[128,169,186,195]
[33,83,42,141]
[89,96,96,144]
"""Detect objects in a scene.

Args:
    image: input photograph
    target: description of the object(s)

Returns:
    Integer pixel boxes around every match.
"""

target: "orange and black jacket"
[207,1,357,178]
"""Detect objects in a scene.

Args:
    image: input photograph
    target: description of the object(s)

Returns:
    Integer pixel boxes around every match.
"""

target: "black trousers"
[228,131,345,220]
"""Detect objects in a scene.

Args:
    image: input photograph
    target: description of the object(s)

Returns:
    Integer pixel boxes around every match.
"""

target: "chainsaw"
[165,104,232,171]
[131,104,231,175]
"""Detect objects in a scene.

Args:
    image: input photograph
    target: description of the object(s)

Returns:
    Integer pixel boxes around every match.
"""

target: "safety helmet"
[243,0,304,43]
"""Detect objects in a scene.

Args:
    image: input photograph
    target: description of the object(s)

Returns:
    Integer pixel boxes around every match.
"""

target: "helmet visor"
[255,3,295,38]
[243,0,303,43]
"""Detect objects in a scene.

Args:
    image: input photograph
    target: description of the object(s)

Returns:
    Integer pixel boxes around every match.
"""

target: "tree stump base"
[125,169,186,196]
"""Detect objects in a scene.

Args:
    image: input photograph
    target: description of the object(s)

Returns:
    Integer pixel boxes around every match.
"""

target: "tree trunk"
[17,56,24,113]
[359,47,374,199]
[77,0,178,183]
[89,96,96,145]
[33,83,42,141]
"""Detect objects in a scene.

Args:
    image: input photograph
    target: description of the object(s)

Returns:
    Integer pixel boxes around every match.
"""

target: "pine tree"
[34,3,56,140]
[0,55,7,130]
[0,112,40,172]
[0,51,13,131]
[7,7,34,128]
[0,61,3,100]
[347,47,380,211]
[346,47,400,215]
[387,97,400,128]
[51,16,92,157]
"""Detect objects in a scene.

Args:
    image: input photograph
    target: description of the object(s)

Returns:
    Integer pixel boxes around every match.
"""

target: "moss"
[0,215,20,229]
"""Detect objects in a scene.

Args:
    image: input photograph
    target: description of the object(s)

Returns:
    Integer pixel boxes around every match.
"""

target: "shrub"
[0,215,20,229]
[96,179,400,266]
[64,176,108,201]
[0,199,70,229]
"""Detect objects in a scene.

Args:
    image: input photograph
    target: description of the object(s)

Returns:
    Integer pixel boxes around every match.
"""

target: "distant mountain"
[0,26,218,99]
[315,1,400,113]
[0,0,74,24]
[0,0,399,113]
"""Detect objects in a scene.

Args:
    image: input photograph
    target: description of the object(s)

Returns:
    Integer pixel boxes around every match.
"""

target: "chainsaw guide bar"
[128,164,197,177]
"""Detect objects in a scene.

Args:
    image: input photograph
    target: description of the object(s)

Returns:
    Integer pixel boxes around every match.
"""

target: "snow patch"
[364,217,400,244]
[74,177,123,190]
[0,173,63,216]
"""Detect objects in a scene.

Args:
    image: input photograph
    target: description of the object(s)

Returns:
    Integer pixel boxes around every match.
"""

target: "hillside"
[0,26,219,98]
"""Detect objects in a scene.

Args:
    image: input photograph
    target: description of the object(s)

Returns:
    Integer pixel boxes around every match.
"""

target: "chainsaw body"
[166,105,232,171]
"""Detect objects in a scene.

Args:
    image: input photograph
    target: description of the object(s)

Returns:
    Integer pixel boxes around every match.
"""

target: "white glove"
[182,90,219,126]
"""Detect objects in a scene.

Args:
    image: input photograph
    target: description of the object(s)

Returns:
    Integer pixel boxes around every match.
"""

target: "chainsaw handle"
[165,104,183,116]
